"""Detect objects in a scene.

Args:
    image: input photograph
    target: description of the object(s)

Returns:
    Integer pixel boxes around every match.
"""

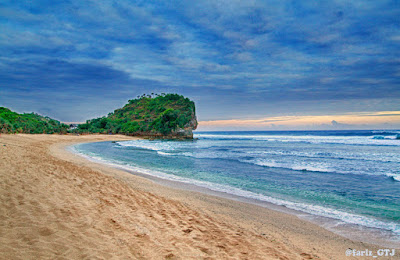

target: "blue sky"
[1,0,400,129]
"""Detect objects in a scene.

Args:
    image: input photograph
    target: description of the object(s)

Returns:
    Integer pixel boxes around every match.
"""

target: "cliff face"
[76,94,197,139]
[170,108,197,139]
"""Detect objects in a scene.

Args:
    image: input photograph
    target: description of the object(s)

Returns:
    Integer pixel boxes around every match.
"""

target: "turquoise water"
[73,130,400,242]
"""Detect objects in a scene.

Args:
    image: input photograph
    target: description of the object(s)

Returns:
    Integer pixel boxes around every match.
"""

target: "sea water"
[72,130,400,246]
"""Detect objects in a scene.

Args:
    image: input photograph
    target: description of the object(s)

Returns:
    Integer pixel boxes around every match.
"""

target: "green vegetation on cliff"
[0,107,69,134]
[76,93,197,137]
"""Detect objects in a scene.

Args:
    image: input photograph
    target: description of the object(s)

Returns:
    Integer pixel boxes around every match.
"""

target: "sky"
[1,0,400,130]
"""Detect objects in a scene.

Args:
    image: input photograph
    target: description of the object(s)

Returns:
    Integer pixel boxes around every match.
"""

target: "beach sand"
[0,134,385,259]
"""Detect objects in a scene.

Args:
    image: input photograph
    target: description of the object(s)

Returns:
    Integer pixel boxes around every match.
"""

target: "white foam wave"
[372,135,398,140]
[116,139,212,152]
[241,158,400,180]
[242,158,336,173]
[70,145,400,235]
[246,150,400,163]
[195,133,400,146]
[157,151,174,156]
[372,130,400,135]
[117,140,166,151]
[116,140,193,152]
[386,173,400,182]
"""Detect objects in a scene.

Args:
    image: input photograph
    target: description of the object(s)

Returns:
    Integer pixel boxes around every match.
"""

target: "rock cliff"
[75,94,197,139]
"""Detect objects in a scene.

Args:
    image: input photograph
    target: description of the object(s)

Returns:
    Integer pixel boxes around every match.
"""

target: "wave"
[195,134,400,146]
[116,140,167,151]
[114,140,400,181]
[387,173,400,182]
[247,150,400,163]
[116,140,192,152]
[168,147,400,164]
[118,138,399,163]
[372,135,398,140]
[157,151,174,156]
[155,149,400,180]
[241,158,337,173]
[241,158,400,181]
[116,140,212,152]
[70,145,400,235]
[372,130,400,135]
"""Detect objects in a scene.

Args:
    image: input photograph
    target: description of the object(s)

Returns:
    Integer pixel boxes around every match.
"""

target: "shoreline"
[70,141,400,250]
[1,134,392,259]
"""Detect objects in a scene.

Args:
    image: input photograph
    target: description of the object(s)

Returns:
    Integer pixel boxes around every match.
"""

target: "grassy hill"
[76,93,197,138]
[0,107,69,134]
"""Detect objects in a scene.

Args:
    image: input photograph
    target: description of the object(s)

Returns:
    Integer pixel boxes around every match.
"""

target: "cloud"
[0,0,399,124]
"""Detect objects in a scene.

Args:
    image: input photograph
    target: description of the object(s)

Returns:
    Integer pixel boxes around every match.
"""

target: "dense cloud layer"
[1,0,399,125]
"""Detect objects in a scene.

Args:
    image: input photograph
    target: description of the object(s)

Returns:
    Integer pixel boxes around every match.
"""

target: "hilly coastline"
[0,107,69,134]
[1,93,197,139]
[75,93,197,139]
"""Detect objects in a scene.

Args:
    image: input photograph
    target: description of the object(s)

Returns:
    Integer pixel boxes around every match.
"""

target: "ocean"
[72,130,400,246]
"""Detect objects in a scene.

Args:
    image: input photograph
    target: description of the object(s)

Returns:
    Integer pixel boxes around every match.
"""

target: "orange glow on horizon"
[198,111,400,129]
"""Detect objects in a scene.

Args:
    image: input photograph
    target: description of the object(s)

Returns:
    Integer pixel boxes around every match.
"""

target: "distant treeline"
[0,107,69,134]
[74,93,197,136]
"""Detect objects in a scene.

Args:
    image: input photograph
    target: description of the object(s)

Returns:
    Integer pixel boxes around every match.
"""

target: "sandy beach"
[1,134,387,259]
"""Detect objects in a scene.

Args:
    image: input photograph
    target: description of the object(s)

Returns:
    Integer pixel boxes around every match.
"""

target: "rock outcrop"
[75,94,198,139]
